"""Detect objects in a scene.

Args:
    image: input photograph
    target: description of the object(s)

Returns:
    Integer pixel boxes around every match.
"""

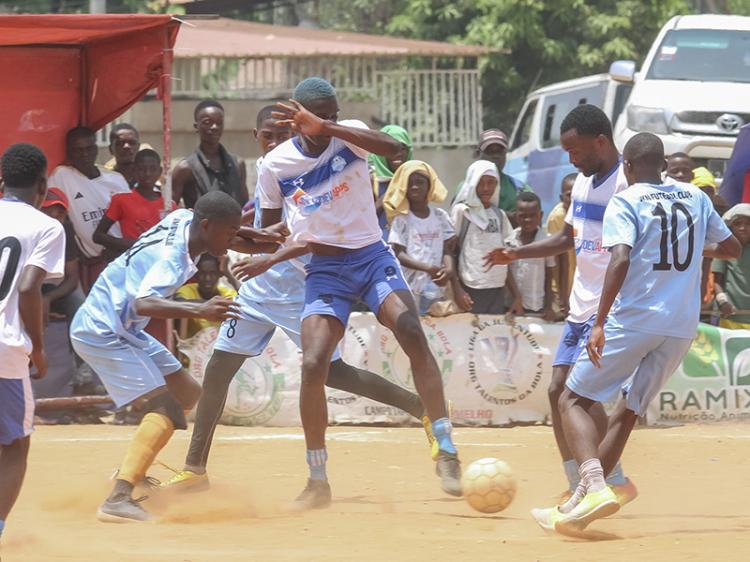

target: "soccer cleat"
[531,506,562,534]
[158,469,210,492]
[423,400,454,462]
[97,496,152,523]
[288,479,332,512]
[556,488,574,504]
[611,478,638,507]
[435,451,462,497]
[554,487,620,537]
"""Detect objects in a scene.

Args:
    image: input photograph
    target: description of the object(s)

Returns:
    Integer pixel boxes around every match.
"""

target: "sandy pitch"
[5,423,750,561]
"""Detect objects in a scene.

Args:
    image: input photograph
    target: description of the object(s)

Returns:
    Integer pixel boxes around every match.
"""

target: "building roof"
[174,17,493,58]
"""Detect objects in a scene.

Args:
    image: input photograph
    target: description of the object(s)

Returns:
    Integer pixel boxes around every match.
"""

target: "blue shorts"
[0,377,35,445]
[215,295,341,361]
[566,324,692,415]
[553,316,596,367]
[303,241,411,326]
[70,310,182,408]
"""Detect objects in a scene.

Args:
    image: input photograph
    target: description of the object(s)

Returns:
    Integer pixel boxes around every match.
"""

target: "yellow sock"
[117,412,175,485]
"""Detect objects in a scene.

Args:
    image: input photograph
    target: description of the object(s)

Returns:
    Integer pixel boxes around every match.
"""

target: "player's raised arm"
[484,223,574,269]
[231,242,311,282]
[231,221,289,254]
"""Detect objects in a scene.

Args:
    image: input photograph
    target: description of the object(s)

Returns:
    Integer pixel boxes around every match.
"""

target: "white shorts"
[214,296,341,361]
[566,324,692,415]
[70,311,182,408]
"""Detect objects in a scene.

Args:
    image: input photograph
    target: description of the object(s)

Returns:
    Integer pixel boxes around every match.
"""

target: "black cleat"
[435,451,463,497]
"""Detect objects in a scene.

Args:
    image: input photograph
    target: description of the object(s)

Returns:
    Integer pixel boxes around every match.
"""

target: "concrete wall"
[109,99,474,200]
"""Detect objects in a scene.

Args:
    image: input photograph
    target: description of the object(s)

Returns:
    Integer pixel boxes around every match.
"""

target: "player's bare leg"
[0,436,30,540]
[377,290,461,497]
[98,372,201,522]
[289,315,342,511]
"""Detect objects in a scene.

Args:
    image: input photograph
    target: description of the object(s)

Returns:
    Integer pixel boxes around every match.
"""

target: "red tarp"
[0,15,180,170]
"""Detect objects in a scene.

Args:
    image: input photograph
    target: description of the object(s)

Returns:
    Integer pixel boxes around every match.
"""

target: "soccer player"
[161,104,430,500]
[254,77,461,508]
[549,133,740,535]
[70,191,285,522]
[483,105,637,512]
[0,143,66,542]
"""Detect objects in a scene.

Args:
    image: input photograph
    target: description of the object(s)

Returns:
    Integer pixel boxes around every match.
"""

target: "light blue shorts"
[215,295,341,361]
[0,377,34,445]
[70,310,182,408]
[566,324,692,415]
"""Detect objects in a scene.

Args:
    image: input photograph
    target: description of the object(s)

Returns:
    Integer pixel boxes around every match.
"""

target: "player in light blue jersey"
[548,133,740,536]
[70,191,287,522]
[161,106,428,494]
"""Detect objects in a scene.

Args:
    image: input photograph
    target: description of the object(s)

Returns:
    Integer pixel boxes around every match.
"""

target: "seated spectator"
[93,149,176,253]
[172,100,249,209]
[48,126,130,293]
[546,173,576,316]
[692,166,730,216]
[175,255,238,338]
[713,204,750,329]
[369,125,413,237]
[452,160,522,315]
[665,152,694,183]
[384,160,472,314]
[507,192,556,320]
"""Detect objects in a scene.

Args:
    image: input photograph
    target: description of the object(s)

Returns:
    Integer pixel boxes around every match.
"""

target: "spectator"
[546,173,576,316]
[93,149,176,253]
[369,125,413,236]
[713,204,750,329]
[104,123,141,188]
[175,255,238,338]
[467,129,533,225]
[172,100,248,209]
[692,166,730,216]
[507,191,556,320]
[48,126,130,293]
[452,160,522,315]
[665,152,694,183]
[384,161,472,314]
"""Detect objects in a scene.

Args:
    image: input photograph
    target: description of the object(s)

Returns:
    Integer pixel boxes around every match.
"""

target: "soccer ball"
[461,457,516,513]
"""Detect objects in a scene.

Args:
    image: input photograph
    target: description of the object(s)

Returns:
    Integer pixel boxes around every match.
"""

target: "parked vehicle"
[612,14,750,179]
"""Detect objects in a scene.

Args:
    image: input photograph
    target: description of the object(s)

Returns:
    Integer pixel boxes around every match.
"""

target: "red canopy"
[0,14,180,170]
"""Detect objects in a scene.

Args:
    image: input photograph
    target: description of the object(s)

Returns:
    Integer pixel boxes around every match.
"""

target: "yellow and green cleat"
[554,487,620,538]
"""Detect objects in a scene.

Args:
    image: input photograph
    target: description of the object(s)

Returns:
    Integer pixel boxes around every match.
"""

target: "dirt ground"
[4,422,750,562]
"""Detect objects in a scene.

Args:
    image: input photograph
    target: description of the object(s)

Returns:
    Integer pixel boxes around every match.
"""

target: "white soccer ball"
[461,457,516,513]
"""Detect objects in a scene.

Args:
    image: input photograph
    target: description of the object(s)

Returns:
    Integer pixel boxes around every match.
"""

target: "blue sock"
[563,459,580,491]
[306,448,328,481]
[0,519,5,540]
[431,417,457,454]
[605,461,627,486]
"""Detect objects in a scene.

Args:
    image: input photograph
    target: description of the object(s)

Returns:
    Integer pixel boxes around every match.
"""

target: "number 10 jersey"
[602,181,731,339]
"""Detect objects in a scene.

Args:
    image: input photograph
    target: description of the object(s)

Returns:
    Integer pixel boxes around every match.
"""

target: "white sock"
[579,458,606,493]
[558,482,586,514]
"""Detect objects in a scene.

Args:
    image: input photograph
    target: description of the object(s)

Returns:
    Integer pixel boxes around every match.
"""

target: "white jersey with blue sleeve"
[78,209,198,346]
[602,182,732,338]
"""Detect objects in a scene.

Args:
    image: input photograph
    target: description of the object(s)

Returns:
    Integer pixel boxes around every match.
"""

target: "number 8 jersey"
[0,198,65,379]
[602,181,732,338]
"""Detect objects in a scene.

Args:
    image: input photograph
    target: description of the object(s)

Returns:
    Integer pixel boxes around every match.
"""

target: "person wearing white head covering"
[451,160,522,314]
[713,203,750,329]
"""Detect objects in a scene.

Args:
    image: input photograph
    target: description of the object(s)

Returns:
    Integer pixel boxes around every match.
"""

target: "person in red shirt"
[93,149,175,253]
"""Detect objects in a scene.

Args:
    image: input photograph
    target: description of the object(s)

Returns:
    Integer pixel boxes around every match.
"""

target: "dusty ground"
[4,423,750,562]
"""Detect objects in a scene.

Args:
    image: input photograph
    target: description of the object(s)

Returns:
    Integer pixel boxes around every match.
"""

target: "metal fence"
[171,56,482,147]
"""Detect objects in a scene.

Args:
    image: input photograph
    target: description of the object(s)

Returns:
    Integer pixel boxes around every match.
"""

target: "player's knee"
[301,354,330,387]
[144,392,188,430]
[394,312,427,352]
[556,387,577,414]
[548,371,568,405]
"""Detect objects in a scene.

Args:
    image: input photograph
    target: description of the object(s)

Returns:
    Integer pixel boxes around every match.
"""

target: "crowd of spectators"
[10,99,750,424]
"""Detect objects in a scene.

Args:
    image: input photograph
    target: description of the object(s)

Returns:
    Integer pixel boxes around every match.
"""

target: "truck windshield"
[646,28,750,83]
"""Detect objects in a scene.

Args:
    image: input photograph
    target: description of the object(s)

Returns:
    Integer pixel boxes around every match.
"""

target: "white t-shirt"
[564,162,628,322]
[388,208,455,298]
[0,199,65,379]
[452,204,514,289]
[256,120,382,249]
[507,227,556,312]
[48,165,129,259]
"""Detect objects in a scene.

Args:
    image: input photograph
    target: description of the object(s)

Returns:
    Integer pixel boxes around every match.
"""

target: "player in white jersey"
[483,105,638,512]
[160,106,428,492]
[70,191,286,522]
[547,133,740,536]
[0,144,66,543]
[254,77,461,509]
